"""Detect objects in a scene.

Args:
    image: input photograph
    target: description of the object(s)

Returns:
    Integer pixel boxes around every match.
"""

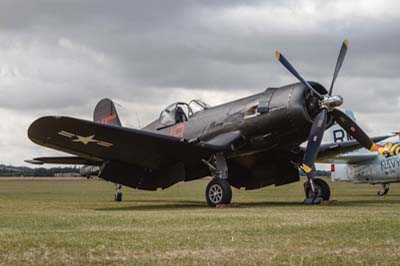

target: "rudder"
[330,110,355,143]
[93,98,122,126]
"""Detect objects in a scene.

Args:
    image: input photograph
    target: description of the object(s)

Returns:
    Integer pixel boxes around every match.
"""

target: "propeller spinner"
[276,40,384,192]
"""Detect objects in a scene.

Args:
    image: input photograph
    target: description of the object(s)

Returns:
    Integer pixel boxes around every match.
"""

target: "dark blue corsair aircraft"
[26,40,396,206]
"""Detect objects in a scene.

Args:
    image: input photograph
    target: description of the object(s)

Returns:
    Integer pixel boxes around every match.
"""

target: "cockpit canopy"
[159,99,210,128]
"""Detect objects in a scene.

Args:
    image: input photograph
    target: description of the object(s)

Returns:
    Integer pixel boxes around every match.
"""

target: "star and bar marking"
[58,130,113,148]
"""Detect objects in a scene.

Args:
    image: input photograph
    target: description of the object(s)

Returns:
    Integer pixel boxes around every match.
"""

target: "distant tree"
[0,164,80,177]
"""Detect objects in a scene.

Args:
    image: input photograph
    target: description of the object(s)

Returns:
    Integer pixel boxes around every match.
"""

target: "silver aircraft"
[318,111,400,196]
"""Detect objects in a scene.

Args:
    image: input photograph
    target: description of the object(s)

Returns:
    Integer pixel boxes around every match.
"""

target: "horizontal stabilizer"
[25,156,102,165]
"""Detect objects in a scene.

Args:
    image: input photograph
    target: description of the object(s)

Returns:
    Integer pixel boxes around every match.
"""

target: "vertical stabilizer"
[93,98,122,126]
[330,110,356,182]
[330,110,355,143]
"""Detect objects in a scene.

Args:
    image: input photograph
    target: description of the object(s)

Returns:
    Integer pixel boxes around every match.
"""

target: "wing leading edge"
[316,135,392,163]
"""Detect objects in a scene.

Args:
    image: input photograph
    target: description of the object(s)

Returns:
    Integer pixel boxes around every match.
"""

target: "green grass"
[0,178,400,266]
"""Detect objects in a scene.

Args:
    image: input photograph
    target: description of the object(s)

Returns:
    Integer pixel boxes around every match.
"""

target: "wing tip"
[27,116,67,141]
[24,159,44,165]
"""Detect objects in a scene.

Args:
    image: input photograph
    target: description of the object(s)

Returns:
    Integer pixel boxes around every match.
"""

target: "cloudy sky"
[1,0,400,165]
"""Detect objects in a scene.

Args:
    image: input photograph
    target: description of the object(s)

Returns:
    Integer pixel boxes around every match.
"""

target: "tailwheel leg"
[377,183,390,196]
[114,184,122,202]
[303,170,330,205]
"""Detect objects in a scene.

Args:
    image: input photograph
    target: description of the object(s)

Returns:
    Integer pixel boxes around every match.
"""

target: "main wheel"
[304,178,330,200]
[377,184,390,196]
[206,179,232,207]
[115,191,122,202]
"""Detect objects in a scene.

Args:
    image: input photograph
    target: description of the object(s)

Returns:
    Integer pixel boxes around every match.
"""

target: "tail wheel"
[206,179,232,207]
[377,183,390,196]
[115,192,122,202]
[304,178,331,200]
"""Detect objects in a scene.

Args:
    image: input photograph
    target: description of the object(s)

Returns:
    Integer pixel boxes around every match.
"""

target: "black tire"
[115,192,122,202]
[377,187,389,196]
[206,179,232,207]
[304,178,330,200]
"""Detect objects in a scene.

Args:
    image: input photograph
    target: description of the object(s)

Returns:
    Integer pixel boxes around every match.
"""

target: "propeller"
[375,132,400,157]
[302,109,327,173]
[275,40,382,181]
[328,40,348,96]
[275,51,323,99]
[379,142,400,157]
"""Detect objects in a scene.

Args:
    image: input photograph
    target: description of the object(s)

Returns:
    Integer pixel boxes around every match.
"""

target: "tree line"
[0,164,80,177]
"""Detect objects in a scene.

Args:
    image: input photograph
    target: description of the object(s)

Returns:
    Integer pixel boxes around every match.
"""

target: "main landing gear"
[206,179,232,207]
[303,177,331,205]
[377,183,390,196]
[304,178,331,203]
[203,153,232,207]
[114,184,122,201]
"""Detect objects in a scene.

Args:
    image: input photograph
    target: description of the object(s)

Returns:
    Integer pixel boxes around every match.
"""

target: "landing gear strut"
[203,153,232,207]
[114,184,122,201]
[377,183,390,196]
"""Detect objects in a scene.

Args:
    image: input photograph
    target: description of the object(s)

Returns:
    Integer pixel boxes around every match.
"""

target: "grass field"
[0,178,399,266]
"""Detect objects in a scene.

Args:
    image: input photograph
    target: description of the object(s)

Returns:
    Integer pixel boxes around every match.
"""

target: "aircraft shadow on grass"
[96,200,310,211]
[95,196,400,211]
[96,199,205,211]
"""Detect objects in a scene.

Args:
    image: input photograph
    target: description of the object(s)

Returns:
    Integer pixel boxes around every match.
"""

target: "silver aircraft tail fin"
[330,110,355,143]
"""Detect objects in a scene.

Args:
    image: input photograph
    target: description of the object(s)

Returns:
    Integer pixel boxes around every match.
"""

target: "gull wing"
[28,116,222,169]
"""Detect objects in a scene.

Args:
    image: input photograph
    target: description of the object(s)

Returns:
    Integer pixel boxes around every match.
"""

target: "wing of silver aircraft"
[316,135,393,163]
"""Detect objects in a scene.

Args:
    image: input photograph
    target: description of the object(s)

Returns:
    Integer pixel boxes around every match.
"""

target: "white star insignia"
[72,135,98,145]
[58,131,113,148]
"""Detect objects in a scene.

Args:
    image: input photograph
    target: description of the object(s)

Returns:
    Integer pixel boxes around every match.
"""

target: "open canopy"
[159,99,210,127]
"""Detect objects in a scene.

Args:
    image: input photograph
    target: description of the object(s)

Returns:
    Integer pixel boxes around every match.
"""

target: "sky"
[0,0,400,166]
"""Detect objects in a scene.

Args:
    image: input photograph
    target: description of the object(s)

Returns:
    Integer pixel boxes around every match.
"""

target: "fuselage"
[143,82,329,158]
[79,82,332,190]
[332,153,400,184]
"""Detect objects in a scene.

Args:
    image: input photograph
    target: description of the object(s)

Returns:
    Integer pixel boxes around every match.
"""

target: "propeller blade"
[332,108,378,151]
[275,51,323,99]
[328,40,349,96]
[303,108,328,173]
